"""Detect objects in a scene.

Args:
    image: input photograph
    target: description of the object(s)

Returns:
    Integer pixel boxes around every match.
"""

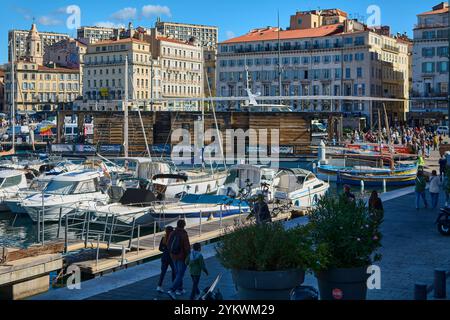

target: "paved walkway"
[32,186,450,301]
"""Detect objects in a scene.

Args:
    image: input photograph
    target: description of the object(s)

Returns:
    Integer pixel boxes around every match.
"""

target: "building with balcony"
[149,33,204,110]
[411,2,449,124]
[77,26,121,44]
[4,24,81,113]
[155,20,217,103]
[216,9,411,124]
[82,37,162,111]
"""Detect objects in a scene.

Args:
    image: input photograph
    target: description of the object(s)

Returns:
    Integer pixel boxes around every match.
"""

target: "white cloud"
[95,21,126,29]
[38,16,63,26]
[111,7,137,21]
[142,5,172,18]
[225,31,236,39]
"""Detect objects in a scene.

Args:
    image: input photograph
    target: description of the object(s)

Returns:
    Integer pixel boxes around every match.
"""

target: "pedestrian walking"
[343,185,356,202]
[429,170,441,209]
[156,226,176,293]
[186,242,209,300]
[415,170,428,210]
[368,190,384,224]
[439,155,447,181]
[444,169,450,207]
[167,219,191,299]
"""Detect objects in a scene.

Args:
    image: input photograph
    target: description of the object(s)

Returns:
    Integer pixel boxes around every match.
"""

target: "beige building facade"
[217,9,411,123]
[81,38,162,111]
[4,24,81,113]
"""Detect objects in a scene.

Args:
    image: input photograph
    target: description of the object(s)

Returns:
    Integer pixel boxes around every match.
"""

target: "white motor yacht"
[22,170,110,222]
[272,169,329,208]
[0,170,28,211]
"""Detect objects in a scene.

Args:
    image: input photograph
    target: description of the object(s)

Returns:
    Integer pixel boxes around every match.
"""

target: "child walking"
[186,243,209,300]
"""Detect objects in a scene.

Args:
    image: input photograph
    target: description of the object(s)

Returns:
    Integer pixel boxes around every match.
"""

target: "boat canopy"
[119,189,157,206]
[153,174,188,182]
[180,194,248,207]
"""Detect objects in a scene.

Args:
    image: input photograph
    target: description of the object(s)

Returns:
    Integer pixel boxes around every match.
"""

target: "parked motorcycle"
[436,207,450,236]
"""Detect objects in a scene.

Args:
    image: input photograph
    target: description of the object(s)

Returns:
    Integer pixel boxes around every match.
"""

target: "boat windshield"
[44,180,77,195]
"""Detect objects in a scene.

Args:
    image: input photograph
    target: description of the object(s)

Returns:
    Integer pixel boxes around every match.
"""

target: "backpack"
[170,231,182,255]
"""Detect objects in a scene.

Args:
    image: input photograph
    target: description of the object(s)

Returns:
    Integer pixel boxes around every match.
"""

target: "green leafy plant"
[308,194,382,272]
[216,222,315,272]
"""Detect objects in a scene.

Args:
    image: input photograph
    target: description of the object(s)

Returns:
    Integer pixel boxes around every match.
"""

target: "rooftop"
[419,2,449,15]
[157,36,195,46]
[221,24,344,44]
[92,37,149,46]
[37,65,79,73]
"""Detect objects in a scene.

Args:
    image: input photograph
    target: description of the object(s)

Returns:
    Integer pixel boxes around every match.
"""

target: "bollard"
[383,179,387,193]
[414,283,428,300]
[360,180,365,194]
[434,269,447,299]
[121,245,126,266]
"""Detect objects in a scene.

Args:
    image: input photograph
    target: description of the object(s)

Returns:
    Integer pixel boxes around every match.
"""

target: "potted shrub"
[308,194,382,300]
[216,222,314,300]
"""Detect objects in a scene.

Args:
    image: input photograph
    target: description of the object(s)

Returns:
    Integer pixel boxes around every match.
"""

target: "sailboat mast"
[277,10,282,100]
[124,55,129,157]
[10,41,15,152]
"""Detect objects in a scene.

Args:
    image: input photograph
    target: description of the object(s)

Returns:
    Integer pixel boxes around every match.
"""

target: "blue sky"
[0,0,436,63]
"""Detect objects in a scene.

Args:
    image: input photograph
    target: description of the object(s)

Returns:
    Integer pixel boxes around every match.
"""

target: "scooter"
[436,206,450,236]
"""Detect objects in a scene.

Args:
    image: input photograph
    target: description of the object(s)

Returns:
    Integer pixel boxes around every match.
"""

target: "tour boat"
[22,170,110,222]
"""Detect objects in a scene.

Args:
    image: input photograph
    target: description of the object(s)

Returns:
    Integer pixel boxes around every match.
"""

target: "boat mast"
[277,10,282,104]
[124,55,129,157]
[10,40,15,152]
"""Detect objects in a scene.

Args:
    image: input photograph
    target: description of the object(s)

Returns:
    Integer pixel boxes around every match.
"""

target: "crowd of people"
[348,126,445,158]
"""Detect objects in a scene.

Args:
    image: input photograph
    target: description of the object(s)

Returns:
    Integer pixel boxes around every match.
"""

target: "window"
[437,47,449,57]
[422,62,435,73]
[357,67,363,78]
[345,68,351,79]
[438,61,449,73]
[422,48,435,58]
[0,175,22,188]
[45,181,76,195]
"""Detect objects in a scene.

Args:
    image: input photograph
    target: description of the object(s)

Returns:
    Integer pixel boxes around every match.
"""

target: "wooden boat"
[337,172,417,187]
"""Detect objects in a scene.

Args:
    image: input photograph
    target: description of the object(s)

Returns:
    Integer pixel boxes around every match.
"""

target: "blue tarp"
[180,194,248,207]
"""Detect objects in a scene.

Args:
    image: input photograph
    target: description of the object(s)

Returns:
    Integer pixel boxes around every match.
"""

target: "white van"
[437,126,449,135]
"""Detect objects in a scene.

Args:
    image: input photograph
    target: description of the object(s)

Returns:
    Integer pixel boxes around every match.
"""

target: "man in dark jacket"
[167,219,191,299]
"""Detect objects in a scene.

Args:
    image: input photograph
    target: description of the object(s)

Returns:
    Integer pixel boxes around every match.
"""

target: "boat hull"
[338,174,417,187]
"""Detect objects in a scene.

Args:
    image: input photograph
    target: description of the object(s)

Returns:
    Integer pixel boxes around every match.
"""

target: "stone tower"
[26,23,43,65]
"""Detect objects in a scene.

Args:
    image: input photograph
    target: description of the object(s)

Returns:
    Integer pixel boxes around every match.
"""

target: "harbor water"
[0,159,396,248]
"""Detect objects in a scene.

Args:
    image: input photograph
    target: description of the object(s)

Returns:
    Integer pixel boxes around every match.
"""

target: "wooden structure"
[57,110,320,156]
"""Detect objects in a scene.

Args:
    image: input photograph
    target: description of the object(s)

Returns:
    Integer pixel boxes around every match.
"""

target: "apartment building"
[155,20,217,99]
[155,20,218,47]
[77,26,120,44]
[82,37,162,111]
[149,33,204,109]
[411,2,449,124]
[216,9,411,123]
[8,28,69,61]
[4,24,81,113]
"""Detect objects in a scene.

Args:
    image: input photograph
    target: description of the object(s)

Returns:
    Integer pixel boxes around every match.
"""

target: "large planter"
[231,269,305,300]
[316,267,369,300]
